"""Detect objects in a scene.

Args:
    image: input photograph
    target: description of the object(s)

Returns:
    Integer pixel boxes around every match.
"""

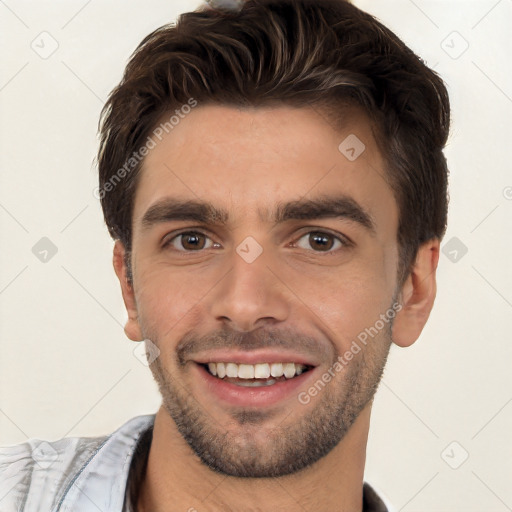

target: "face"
[122,104,403,477]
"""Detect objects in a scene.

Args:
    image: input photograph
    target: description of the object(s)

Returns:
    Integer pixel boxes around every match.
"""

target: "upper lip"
[192,349,320,367]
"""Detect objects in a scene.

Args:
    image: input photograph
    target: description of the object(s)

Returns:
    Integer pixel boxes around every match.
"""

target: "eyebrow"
[140,194,376,235]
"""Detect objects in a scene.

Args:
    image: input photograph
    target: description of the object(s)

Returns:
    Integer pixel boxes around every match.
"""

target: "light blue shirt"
[0,415,153,511]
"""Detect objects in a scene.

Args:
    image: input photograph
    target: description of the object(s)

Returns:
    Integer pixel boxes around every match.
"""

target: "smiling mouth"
[199,361,314,387]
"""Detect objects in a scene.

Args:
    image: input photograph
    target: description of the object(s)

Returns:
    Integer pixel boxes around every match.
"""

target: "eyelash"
[161,228,351,255]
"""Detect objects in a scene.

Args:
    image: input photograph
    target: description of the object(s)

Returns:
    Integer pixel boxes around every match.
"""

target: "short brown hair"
[97,0,450,286]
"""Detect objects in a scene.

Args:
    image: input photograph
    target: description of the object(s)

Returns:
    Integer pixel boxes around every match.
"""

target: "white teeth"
[226,362,238,378]
[283,363,296,379]
[238,364,255,379]
[204,361,308,379]
[254,363,270,378]
[216,362,226,378]
[270,363,284,377]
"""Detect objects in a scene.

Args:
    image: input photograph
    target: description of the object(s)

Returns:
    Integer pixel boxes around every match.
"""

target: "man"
[0,0,450,510]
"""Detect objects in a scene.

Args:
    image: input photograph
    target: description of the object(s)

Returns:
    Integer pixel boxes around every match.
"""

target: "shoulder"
[0,433,108,510]
[0,414,155,511]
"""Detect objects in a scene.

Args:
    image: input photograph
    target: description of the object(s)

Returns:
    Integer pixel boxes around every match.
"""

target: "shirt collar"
[56,415,155,512]
[123,420,154,511]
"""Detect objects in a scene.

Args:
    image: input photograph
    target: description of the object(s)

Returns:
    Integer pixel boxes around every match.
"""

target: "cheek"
[134,266,211,338]
[288,266,393,351]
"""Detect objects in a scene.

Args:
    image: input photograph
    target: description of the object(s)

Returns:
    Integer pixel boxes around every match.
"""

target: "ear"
[113,240,143,342]
[391,239,440,348]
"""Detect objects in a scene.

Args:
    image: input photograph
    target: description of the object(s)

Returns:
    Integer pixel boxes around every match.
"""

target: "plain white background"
[0,1,511,510]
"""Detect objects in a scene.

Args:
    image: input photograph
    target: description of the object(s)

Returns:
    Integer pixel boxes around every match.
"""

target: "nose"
[208,245,290,332]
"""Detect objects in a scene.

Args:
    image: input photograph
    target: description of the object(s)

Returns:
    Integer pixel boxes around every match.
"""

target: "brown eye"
[295,231,344,253]
[165,231,215,251]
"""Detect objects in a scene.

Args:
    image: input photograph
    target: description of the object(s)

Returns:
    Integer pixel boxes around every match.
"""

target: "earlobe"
[113,241,144,342]
[391,239,440,348]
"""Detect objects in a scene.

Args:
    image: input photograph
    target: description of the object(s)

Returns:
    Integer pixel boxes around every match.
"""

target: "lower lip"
[192,362,316,408]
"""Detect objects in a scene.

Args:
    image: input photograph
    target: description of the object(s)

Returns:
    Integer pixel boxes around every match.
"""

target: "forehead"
[132,104,397,236]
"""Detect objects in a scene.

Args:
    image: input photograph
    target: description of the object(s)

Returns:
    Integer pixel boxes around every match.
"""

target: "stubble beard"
[145,325,393,478]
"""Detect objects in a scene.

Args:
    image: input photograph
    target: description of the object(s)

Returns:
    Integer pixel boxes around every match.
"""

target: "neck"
[138,403,371,512]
